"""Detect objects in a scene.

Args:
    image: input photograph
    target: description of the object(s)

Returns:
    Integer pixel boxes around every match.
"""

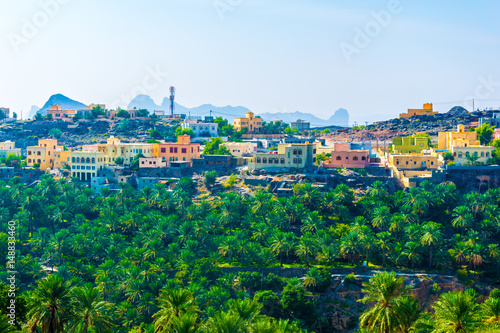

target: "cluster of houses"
[383,124,499,187]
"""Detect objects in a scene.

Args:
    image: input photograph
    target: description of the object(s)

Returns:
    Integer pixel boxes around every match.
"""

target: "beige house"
[250,142,316,169]
[451,146,495,165]
[234,112,262,133]
[82,137,158,165]
[221,142,258,157]
[387,153,439,170]
[27,139,65,170]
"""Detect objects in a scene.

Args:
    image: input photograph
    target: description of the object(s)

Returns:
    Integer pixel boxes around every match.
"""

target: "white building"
[222,142,258,157]
[0,141,22,160]
[181,119,218,137]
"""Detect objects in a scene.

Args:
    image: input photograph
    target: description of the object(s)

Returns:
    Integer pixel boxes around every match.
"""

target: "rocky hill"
[326,106,487,143]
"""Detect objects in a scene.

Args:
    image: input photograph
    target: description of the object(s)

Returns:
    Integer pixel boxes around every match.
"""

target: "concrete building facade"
[400,103,438,119]
[234,112,263,133]
[392,136,429,154]
[181,119,218,137]
[251,142,316,169]
[322,142,369,169]
[221,142,258,157]
[157,135,201,165]
[291,119,311,132]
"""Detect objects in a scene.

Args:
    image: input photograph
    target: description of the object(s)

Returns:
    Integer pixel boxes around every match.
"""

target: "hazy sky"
[1,0,500,124]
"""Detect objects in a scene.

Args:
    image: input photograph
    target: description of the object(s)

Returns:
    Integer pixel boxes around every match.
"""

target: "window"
[481,152,484,157]
[396,160,399,165]
[72,157,75,163]
[174,148,178,153]
[362,156,366,161]
[486,152,490,157]
[298,149,302,155]
[170,147,173,153]
[263,158,267,163]
[298,158,302,164]
[336,156,341,160]
[353,156,358,161]
[92,158,95,163]
[466,152,470,157]
[256,158,261,163]
[161,148,166,153]
[77,157,80,163]
[269,158,273,164]
[293,149,297,155]
[182,148,187,153]
[28,159,31,163]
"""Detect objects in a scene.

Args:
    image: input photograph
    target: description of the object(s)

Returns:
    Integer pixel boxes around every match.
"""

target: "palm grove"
[1,175,500,332]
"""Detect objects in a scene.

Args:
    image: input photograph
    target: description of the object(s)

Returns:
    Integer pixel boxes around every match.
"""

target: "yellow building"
[392,135,429,154]
[438,124,480,150]
[250,142,316,169]
[70,151,106,181]
[27,139,65,170]
[47,105,76,121]
[387,153,439,170]
[400,103,438,119]
[451,146,495,165]
[234,112,263,133]
[82,137,158,165]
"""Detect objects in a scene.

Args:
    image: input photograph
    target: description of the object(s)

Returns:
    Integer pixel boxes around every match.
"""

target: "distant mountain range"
[258,109,349,127]
[28,93,350,127]
[128,94,350,127]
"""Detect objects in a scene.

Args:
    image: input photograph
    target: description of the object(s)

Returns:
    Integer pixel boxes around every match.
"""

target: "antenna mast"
[169,86,175,117]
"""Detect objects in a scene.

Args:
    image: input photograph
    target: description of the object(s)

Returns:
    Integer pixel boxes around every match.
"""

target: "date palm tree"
[169,313,201,333]
[303,268,323,293]
[269,232,287,267]
[420,221,443,268]
[452,206,474,236]
[153,289,199,332]
[204,311,247,333]
[358,271,414,333]
[27,274,72,333]
[481,292,500,326]
[0,314,16,332]
[69,283,114,333]
[432,289,480,333]
[295,233,317,266]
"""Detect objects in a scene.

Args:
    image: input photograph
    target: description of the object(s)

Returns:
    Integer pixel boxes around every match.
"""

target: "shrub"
[254,290,281,318]
[238,272,263,291]
[345,273,356,284]
[263,273,287,291]
[457,269,468,282]
[431,283,441,294]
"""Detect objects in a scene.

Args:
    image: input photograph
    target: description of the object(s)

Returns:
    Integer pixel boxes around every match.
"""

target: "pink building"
[323,142,369,169]
[494,128,500,140]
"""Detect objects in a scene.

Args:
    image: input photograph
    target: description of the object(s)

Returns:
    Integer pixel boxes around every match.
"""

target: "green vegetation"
[175,127,195,138]
[476,123,495,145]
[1,177,500,331]
[116,108,131,118]
[203,137,232,155]
[114,156,125,166]
[49,128,62,139]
